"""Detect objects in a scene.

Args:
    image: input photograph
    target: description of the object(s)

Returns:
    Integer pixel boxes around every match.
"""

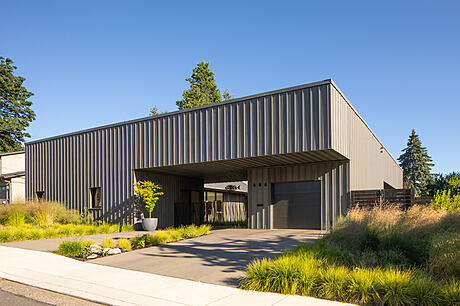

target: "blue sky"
[2,1,459,173]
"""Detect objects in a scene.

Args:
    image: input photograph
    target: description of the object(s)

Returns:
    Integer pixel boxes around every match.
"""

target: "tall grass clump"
[241,205,460,305]
[101,238,115,249]
[57,240,94,256]
[117,238,132,251]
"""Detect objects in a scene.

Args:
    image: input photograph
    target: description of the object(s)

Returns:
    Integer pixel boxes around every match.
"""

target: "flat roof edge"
[26,79,332,145]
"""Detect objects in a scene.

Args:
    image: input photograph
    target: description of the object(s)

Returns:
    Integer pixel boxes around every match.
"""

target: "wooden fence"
[350,189,414,208]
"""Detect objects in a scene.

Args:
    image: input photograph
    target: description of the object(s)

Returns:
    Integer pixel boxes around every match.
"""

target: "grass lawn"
[0,201,133,243]
[241,205,460,305]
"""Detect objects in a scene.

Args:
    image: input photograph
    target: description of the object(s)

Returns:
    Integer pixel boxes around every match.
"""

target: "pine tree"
[398,129,434,195]
[176,61,231,110]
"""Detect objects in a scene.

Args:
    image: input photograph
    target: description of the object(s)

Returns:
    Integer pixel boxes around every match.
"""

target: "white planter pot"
[142,218,158,231]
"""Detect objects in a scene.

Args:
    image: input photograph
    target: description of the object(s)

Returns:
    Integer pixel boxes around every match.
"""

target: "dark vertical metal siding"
[248,161,349,230]
[25,82,331,224]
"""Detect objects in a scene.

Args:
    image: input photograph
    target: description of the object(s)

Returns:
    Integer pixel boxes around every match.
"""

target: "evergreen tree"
[0,57,36,152]
[176,61,231,109]
[398,129,434,195]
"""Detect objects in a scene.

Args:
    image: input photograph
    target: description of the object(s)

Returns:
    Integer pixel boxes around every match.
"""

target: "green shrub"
[131,235,147,248]
[101,238,115,249]
[117,238,132,251]
[57,240,93,256]
[430,190,460,212]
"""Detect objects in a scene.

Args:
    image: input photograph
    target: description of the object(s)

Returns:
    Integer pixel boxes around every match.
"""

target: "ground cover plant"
[0,201,133,242]
[57,224,211,259]
[241,205,460,305]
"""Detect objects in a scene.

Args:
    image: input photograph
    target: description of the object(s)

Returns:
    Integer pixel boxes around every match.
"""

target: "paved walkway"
[0,246,349,305]
[93,229,323,286]
[1,231,150,253]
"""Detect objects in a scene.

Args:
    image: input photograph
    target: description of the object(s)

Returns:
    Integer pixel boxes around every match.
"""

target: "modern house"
[0,151,26,204]
[25,79,402,230]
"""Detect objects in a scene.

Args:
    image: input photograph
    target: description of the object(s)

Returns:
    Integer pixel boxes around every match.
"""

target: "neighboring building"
[204,181,247,224]
[25,79,403,230]
[0,151,25,204]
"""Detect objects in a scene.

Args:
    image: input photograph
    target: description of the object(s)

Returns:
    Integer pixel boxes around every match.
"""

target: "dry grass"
[241,205,460,305]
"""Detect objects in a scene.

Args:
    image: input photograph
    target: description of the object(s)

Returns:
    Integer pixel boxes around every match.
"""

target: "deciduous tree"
[0,57,36,152]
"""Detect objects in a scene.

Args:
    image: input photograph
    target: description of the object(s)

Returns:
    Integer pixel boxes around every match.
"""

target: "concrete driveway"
[92,228,323,286]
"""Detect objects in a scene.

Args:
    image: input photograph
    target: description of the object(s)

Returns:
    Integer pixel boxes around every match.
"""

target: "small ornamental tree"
[134,181,164,218]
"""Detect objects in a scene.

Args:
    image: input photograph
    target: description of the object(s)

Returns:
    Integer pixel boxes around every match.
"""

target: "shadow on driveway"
[92,229,323,286]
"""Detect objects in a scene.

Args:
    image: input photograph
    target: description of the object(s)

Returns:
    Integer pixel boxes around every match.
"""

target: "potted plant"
[134,181,164,231]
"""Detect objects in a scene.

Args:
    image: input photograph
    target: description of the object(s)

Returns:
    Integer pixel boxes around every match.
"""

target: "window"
[0,182,9,203]
[204,191,224,222]
[36,191,45,200]
[90,187,102,208]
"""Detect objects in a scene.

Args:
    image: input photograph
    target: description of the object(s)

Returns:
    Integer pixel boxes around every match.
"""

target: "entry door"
[272,181,321,229]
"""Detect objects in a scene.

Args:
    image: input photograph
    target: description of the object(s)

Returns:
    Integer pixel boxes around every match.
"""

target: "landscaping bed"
[0,201,133,243]
[241,205,460,305]
[56,224,211,260]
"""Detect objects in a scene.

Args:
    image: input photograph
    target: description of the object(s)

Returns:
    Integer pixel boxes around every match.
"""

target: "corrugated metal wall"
[330,82,403,189]
[248,161,349,230]
[25,81,332,224]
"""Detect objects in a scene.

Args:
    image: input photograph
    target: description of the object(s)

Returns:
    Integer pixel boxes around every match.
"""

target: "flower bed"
[57,224,211,260]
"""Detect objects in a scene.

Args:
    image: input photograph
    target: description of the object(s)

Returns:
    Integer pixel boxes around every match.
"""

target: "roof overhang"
[135,149,348,183]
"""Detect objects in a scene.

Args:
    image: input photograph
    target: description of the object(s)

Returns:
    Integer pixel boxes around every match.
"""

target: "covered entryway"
[272,181,321,229]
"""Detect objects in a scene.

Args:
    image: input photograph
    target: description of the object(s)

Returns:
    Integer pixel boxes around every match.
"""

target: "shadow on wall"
[102,196,137,226]
[139,232,321,286]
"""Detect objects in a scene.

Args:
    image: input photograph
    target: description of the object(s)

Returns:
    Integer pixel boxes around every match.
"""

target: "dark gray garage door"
[272,181,321,229]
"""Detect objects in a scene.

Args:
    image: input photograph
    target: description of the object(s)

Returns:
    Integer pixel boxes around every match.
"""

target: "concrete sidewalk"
[0,246,349,306]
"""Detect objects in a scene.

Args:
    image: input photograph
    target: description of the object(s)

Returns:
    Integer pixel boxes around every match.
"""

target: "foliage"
[149,105,168,116]
[129,225,210,249]
[101,238,115,249]
[241,205,460,305]
[57,240,94,257]
[430,190,460,212]
[423,172,460,197]
[134,181,164,218]
[0,57,36,152]
[131,235,146,248]
[0,223,133,243]
[6,207,25,226]
[117,238,132,251]
[176,61,232,110]
[0,201,83,227]
[398,129,434,195]
[223,89,233,101]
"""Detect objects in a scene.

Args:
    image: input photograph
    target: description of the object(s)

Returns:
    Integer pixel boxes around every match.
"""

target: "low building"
[25,79,403,229]
[0,151,25,204]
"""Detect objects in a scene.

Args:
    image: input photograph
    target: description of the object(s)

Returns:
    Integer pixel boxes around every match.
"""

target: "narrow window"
[90,187,102,208]
[36,191,45,200]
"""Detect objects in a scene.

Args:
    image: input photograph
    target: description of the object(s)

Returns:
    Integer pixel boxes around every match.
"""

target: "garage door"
[272,181,321,229]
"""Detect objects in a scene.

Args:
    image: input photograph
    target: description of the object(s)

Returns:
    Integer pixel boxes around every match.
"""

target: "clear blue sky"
[2,1,459,173]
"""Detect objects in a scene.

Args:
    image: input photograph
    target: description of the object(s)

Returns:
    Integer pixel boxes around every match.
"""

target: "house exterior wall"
[1,153,25,175]
[10,177,25,203]
[330,82,403,189]
[248,161,349,230]
[25,79,401,227]
[25,80,333,224]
